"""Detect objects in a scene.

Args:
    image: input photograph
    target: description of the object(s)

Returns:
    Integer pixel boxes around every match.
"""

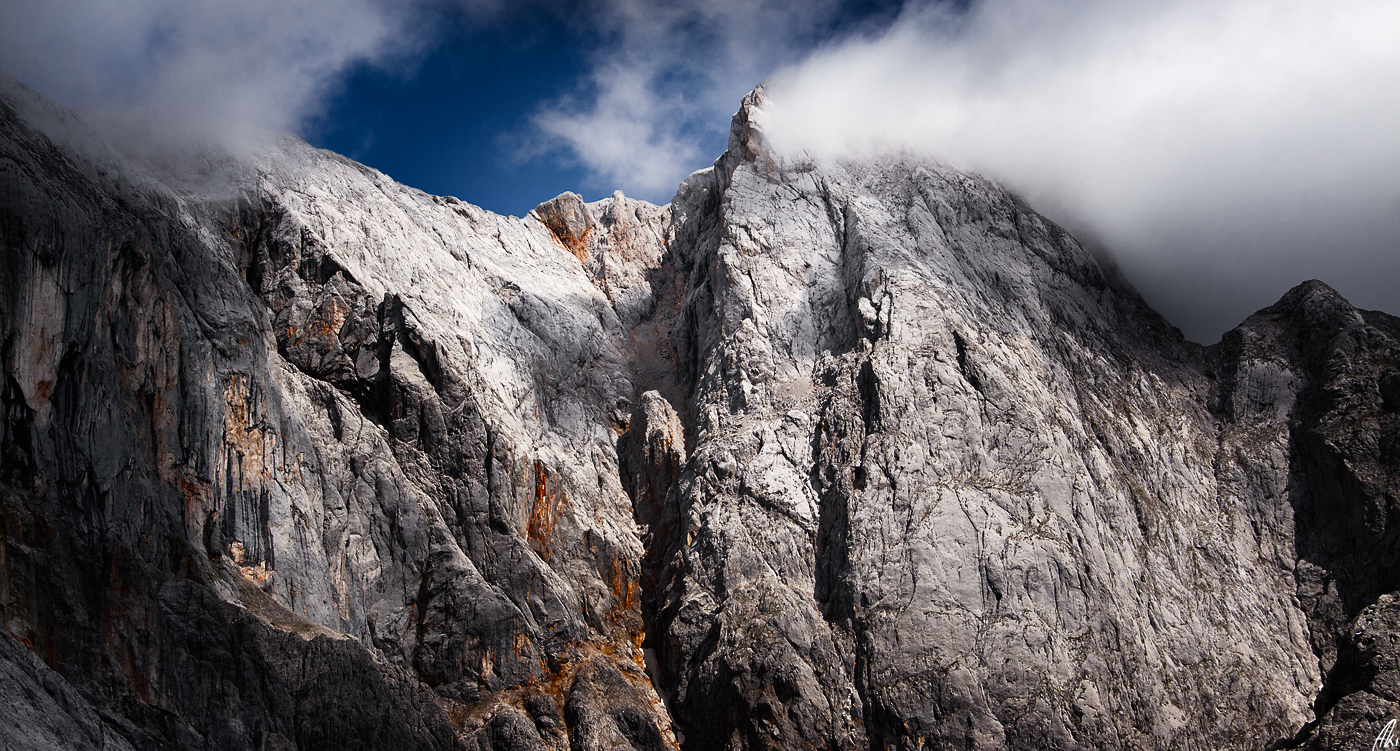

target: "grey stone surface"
[639,89,1399,750]
[2,72,1398,751]
[0,627,136,751]
[1285,593,1400,750]
[0,72,671,750]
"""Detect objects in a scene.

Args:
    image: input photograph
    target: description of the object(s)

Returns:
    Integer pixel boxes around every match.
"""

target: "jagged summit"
[712,85,773,186]
[2,79,1398,751]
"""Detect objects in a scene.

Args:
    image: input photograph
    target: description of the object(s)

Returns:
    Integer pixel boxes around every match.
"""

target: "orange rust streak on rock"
[565,226,593,262]
[603,550,643,646]
[526,460,563,562]
[542,218,592,262]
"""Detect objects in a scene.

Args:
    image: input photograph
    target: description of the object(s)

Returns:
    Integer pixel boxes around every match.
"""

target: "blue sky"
[307,0,908,216]
[306,13,598,217]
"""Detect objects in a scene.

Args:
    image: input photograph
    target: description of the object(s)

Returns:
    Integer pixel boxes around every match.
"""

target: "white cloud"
[534,62,707,198]
[5,0,1394,339]
[529,0,847,200]
[0,0,417,161]
[762,0,1400,340]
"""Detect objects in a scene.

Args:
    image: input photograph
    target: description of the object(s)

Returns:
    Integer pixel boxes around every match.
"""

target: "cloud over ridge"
[1,0,1394,340]
[762,0,1400,340]
[0,0,417,161]
[529,0,854,198]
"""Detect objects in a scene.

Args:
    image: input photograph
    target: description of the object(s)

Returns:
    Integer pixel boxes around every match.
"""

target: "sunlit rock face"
[0,72,676,751]
[2,76,1398,751]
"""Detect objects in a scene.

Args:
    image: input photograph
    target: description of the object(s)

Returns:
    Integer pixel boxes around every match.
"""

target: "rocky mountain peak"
[533,191,596,261]
[2,79,1398,751]
[712,84,774,192]
[1266,279,1366,336]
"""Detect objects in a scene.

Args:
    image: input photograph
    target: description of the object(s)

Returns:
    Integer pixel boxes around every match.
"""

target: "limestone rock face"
[646,95,1301,751]
[634,91,1399,750]
[2,74,1398,751]
[0,73,675,751]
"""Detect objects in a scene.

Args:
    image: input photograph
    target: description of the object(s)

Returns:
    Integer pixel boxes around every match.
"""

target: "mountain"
[2,77,1398,751]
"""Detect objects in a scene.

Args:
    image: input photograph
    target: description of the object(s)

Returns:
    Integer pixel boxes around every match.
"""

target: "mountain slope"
[1,73,675,751]
[2,77,1397,750]
[641,89,1328,750]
